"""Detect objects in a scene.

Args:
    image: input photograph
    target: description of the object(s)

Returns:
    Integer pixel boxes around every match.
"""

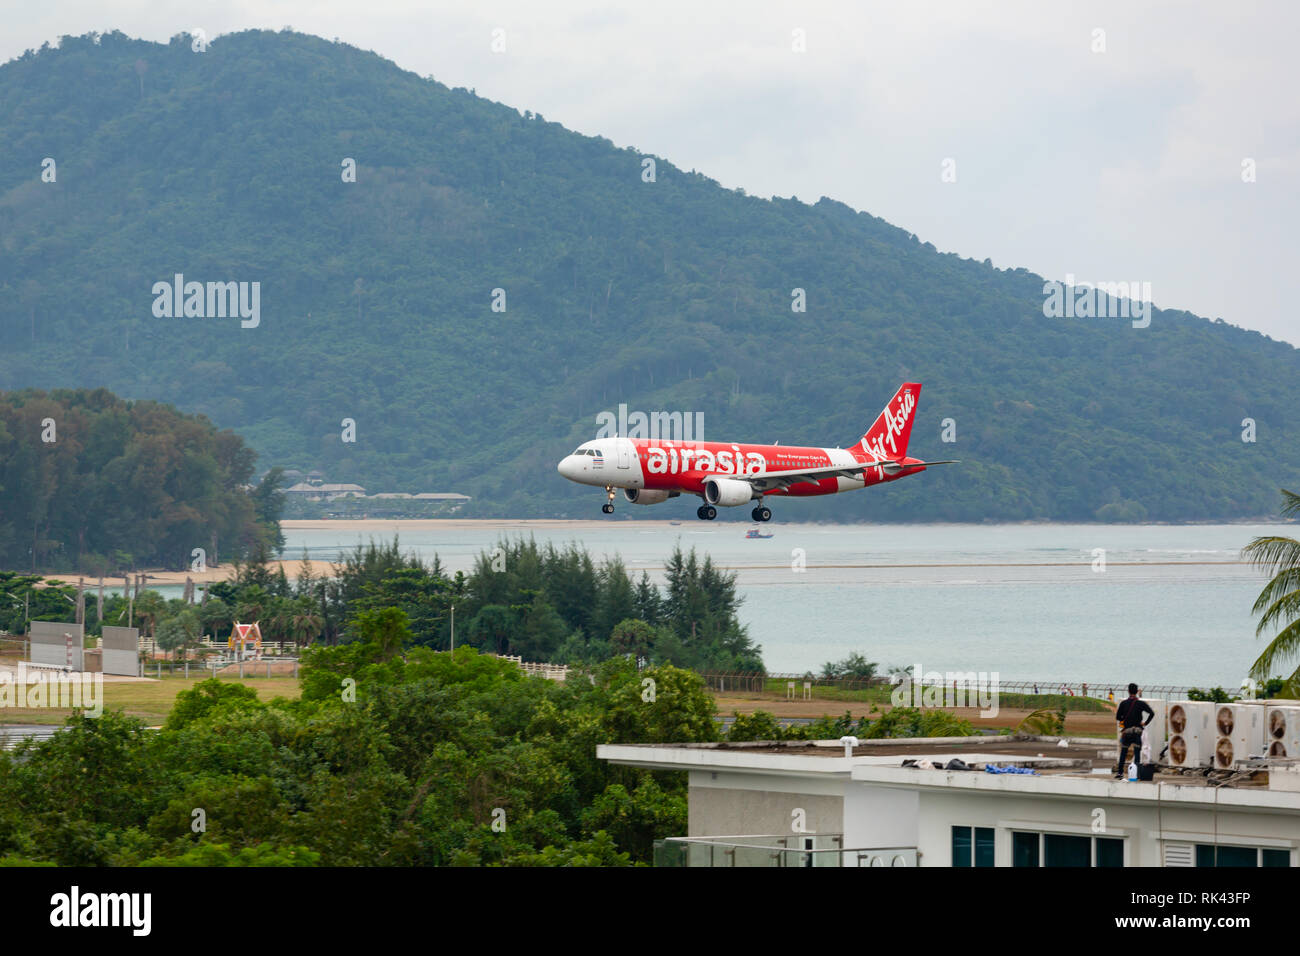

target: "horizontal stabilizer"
[876,459,959,475]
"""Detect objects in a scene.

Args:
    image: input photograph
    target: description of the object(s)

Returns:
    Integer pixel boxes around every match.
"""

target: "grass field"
[0,662,1117,737]
[749,678,1111,714]
[712,692,1119,736]
[0,674,302,726]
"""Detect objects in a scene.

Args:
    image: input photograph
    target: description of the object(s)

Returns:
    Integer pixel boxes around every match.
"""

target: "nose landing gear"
[602,486,615,514]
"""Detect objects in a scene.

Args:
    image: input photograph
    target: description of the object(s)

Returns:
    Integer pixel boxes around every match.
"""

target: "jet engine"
[704,478,754,507]
[624,488,680,505]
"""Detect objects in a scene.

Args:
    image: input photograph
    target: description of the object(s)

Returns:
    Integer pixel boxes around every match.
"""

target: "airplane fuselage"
[557,437,923,498]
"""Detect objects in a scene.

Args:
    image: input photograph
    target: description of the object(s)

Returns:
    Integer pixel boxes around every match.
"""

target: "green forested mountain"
[2,29,1297,521]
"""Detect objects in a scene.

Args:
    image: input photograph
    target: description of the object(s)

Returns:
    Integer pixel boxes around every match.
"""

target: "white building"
[284,482,366,500]
[598,735,1300,867]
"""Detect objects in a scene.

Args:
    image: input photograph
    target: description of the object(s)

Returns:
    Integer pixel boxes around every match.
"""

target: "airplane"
[556,382,957,521]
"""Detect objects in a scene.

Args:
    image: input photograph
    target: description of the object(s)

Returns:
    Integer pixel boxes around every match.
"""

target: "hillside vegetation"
[0,388,281,571]
[2,30,1297,521]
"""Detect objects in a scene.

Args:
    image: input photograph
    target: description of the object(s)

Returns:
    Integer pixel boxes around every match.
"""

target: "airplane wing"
[744,459,959,493]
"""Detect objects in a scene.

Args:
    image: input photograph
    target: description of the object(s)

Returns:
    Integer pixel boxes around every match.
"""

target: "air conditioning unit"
[1265,706,1300,758]
[1143,699,1167,760]
[1166,701,1213,768]
[1212,703,1263,769]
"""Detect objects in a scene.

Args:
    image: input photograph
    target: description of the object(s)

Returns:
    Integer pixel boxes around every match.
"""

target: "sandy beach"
[36,561,314,587]
[280,518,682,533]
[32,519,660,586]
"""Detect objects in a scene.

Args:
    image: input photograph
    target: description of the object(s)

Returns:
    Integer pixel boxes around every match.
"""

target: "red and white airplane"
[557,382,957,521]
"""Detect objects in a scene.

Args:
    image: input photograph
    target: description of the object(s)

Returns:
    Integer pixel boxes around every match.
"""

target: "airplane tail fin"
[856,383,921,461]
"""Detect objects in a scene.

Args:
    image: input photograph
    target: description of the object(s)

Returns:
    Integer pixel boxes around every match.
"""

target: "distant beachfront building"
[284,482,366,501]
[361,492,471,502]
[280,476,471,509]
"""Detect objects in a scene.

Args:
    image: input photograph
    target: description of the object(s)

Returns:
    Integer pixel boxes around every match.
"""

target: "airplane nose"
[557,455,577,480]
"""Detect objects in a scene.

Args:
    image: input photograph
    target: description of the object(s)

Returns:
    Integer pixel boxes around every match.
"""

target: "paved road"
[0,724,60,749]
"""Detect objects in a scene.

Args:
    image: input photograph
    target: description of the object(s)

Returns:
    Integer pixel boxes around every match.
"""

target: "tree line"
[1,537,765,674]
[0,388,283,573]
[222,536,764,672]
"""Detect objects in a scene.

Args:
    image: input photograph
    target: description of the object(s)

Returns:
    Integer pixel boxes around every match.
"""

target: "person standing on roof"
[1114,683,1154,778]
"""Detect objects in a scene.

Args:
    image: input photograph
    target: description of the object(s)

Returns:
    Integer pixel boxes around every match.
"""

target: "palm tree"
[265,598,295,646]
[132,590,167,641]
[1243,489,1300,695]
[289,598,324,648]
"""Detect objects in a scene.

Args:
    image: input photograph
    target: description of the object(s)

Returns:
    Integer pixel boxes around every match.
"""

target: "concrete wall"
[688,770,845,837]
[100,626,139,676]
[28,621,83,670]
[843,784,920,854]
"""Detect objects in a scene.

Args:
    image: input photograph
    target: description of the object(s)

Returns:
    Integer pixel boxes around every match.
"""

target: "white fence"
[123,636,300,657]
[140,657,300,679]
[492,654,569,682]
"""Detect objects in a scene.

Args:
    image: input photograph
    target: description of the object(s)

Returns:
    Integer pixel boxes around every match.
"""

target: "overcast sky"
[7,1,1298,344]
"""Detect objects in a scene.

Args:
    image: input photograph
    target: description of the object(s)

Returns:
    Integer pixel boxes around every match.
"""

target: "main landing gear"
[696,505,717,520]
[601,486,615,514]
[751,505,772,522]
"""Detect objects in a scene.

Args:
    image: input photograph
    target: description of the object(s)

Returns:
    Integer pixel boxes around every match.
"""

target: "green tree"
[600,661,719,744]
[155,608,201,661]
[1243,490,1300,695]
[820,652,879,681]
[250,467,287,555]
[347,607,412,660]
[288,595,325,647]
[864,707,975,739]
[609,618,659,660]
[140,842,320,866]
[579,778,686,862]
[198,596,233,641]
[725,709,792,742]
[132,590,167,641]
[165,678,263,731]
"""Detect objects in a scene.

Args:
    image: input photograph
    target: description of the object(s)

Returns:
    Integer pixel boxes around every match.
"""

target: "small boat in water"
[745,526,774,539]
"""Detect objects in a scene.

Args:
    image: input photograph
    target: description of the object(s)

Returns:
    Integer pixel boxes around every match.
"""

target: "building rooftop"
[285,482,366,494]
[599,735,1300,803]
